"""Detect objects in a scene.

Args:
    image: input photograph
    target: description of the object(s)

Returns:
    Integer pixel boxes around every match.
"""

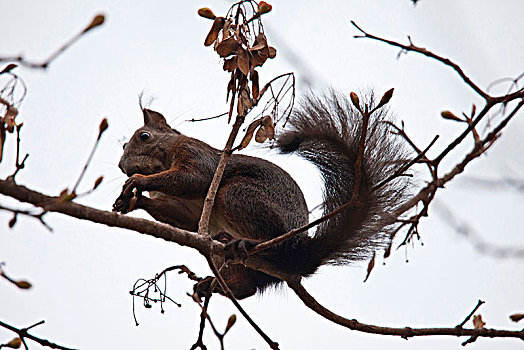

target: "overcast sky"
[1,1,523,349]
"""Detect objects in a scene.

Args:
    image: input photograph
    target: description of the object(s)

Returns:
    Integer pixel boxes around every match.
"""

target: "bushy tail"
[276,91,408,276]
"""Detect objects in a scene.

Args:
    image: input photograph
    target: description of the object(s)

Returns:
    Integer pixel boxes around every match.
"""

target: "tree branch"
[287,280,524,343]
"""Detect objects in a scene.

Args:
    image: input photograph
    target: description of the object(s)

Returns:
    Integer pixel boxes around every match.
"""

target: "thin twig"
[206,257,279,349]
[457,300,485,328]
[0,320,77,350]
[0,14,105,70]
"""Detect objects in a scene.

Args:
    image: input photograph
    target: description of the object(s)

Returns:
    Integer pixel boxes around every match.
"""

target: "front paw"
[112,174,146,213]
[225,238,259,263]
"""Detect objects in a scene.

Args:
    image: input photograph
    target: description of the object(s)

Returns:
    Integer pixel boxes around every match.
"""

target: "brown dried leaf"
[222,19,232,39]
[268,46,277,58]
[237,95,244,117]
[237,118,262,150]
[237,48,250,76]
[261,115,274,139]
[240,88,252,110]
[255,126,268,143]
[258,1,272,15]
[223,56,238,72]
[509,313,524,323]
[251,69,259,99]
[363,251,376,282]
[204,17,225,46]
[250,50,267,67]
[216,36,240,58]
[472,315,486,329]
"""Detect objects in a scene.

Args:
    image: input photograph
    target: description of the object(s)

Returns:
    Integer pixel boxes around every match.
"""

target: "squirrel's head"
[118,109,181,177]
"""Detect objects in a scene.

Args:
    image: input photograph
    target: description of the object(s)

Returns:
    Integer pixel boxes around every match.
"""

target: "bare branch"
[287,280,524,343]
[0,320,76,350]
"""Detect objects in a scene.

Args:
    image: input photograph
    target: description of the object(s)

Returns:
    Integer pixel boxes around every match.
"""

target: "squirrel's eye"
[122,142,128,150]
[139,132,150,141]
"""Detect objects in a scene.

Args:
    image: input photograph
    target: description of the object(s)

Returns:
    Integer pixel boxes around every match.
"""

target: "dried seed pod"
[255,126,268,143]
[223,56,238,72]
[204,17,226,46]
[216,36,240,57]
[260,115,274,139]
[237,48,250,75]
[251,69,260,99]
[258,1,272,15]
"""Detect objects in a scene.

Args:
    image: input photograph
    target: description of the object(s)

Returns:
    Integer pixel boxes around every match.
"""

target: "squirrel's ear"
[143,109,170,129]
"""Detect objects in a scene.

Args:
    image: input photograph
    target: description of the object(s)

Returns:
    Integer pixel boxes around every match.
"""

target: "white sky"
[1,1,523,349]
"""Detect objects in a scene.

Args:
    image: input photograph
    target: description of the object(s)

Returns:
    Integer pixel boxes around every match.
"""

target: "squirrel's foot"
[224,238,259,264]
[193,276,225,299]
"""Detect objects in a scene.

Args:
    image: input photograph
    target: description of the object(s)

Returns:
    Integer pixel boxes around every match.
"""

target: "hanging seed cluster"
[199,1,276,123]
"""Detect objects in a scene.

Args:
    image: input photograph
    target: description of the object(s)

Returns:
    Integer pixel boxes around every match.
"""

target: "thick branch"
[0,178,213,255]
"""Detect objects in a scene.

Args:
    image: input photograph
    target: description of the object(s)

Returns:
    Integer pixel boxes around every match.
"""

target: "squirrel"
[113,91,408,299]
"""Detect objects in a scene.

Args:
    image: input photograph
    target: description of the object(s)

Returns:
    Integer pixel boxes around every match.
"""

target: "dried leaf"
[197,7,216,20]
[223,56,238,72]
[255,126,268,143]
[237,95,244,117]
[251,69,259,99]
[204,17,225,46]
[363,251,376,282]
[240,88,252,110]
[258,1,272,15]
[472,315,485,329]
[216,36,240,58]
[441,110,462,122]
[250,50,267,67]
[509,313,524,323]
[0,63,17,74]
[268,46,277,58]
[237,118,262,150]
[237,48,250,76]
[222,19,232,39]
[261,115,274,139]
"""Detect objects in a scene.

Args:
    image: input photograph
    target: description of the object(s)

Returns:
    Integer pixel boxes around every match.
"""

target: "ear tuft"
[142,109,170,130]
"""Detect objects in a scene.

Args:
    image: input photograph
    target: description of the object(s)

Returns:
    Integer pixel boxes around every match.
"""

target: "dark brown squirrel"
[113,92,408,299]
